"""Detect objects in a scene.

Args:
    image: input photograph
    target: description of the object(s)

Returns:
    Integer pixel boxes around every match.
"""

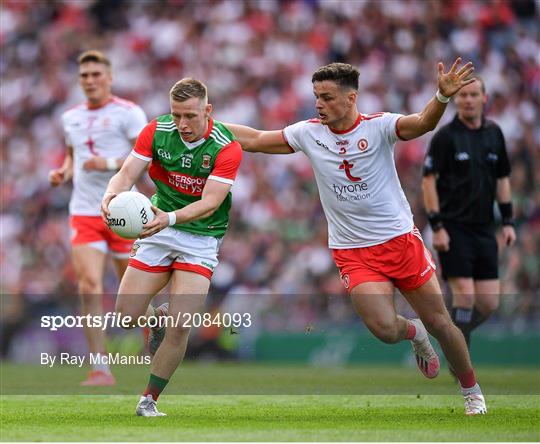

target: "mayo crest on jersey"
[283,113,414,248]
[61,97,147,216]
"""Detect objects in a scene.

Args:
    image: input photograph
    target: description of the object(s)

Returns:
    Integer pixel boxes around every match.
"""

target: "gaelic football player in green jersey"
[101,78,242,416]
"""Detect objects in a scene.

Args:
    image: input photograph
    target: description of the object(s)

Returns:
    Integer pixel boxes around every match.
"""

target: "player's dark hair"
[312,63,359,91]
[78,50,111,67]
[170,78,208,102]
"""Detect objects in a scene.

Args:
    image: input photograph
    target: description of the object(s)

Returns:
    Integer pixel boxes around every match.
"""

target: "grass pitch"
[1,363,539,441]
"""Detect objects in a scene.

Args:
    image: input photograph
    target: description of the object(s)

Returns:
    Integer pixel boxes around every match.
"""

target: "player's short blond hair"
[77,50,111,68]
[170,78,207,103]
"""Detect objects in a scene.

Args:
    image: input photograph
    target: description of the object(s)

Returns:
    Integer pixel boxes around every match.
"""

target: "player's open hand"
[101,192,116,224]
[140,206,168,239]
[83,156,107,171]
[437,58,475,98]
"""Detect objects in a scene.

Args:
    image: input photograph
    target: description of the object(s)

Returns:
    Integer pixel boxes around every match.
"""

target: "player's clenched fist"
[48,168,67,187]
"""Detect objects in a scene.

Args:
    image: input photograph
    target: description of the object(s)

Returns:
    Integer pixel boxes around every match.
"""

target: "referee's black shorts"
[437,221,499,280]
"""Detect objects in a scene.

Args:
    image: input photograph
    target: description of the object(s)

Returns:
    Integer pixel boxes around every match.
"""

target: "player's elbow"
[420,119,438,134]
[203,198,222,216]
[240,142,256,153]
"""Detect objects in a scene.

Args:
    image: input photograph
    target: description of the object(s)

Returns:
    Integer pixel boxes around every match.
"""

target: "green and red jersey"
[131,115,242,237]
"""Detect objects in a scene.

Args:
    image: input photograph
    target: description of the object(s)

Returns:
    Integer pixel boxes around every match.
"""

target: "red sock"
[457,369,476,389]
[405,321,416,340]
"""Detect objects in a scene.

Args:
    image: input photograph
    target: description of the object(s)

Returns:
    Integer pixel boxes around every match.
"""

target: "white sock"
[92,353,111,374]
[461,383,482,396]
[409,319,426,341]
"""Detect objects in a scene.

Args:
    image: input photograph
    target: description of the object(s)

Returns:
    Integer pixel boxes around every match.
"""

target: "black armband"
[498,202,514,226]
[427,212,444,232]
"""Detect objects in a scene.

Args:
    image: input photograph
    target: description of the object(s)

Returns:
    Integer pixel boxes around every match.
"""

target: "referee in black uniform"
[422,76,516,350]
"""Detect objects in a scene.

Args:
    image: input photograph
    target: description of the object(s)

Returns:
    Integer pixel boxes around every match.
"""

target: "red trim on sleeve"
[281,130,295,153]
[395,116,407,141]
[210,141,242,181]
[133,120,157,158]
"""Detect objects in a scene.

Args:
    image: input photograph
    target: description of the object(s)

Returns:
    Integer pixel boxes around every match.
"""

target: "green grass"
[1,363,539,441]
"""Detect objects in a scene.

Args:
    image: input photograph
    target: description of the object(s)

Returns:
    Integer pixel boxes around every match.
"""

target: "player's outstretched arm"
[397,58,475,141]
[101,154,149,222]
[225,123,292,154]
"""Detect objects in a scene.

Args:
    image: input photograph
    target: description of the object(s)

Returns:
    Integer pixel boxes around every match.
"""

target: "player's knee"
[367,320,401,344]
[164,325,191,346]
[453,293,474,308]
[478,300,499,316]
[78,275,102,295]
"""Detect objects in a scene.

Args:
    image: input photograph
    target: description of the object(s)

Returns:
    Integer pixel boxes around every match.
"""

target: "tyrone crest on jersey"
[358,138,369,152]
[201,154,211,169]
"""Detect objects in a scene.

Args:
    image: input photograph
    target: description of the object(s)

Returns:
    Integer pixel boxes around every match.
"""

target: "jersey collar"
[181,118,214,149]
[454,113,486,131]
[329,114,362,134]
[86,97,113,110]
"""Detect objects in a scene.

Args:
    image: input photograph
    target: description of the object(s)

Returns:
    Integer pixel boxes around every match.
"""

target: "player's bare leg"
[474,279,500,317]
[350,281,439,378]
[448,277,475,347]
[449,278,498,350]
[112,256,129,281]
[402,274,487,414]
[116,266,171,326]
[150,271,209,377]
[72,245,114,386]
[349,281,408,343]
[136,270,209,417]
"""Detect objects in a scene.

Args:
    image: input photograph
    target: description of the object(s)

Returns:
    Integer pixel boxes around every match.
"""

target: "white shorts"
[127,227,222,280]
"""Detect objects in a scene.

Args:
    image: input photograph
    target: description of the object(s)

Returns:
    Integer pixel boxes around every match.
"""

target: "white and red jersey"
[283,113,414,249]
[61,96,147,216]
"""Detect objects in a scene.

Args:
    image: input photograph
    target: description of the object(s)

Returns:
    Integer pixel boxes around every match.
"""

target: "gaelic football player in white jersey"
[48,50,147,386]
[226,59,487,415]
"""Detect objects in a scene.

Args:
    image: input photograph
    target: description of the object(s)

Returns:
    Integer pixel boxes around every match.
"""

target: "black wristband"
[498,202,514,226]
[427,212,444,232]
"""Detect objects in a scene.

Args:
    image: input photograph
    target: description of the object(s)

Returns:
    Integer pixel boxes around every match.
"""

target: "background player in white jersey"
[226,59,488,415]
[47,50,147,386]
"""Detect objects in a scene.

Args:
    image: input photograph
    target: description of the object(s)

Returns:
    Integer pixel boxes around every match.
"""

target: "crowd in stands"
[1,0,538,349]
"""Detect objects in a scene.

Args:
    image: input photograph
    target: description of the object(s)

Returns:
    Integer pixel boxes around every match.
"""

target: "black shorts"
[437,221,498,280]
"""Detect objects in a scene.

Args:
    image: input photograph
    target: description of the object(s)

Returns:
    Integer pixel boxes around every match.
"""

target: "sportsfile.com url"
[40,312,252,331]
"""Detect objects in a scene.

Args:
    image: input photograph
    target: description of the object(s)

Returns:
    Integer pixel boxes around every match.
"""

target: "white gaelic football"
[107,191,154,239]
